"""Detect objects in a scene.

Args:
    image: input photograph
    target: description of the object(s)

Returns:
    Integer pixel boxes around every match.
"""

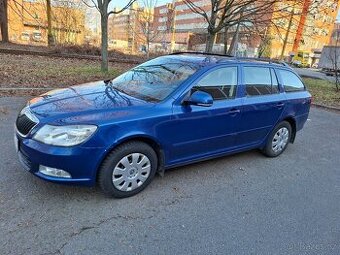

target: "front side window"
[244,67,278,96]
[277,70,305,92]
[107,56,200,102]
[193,66,238,100]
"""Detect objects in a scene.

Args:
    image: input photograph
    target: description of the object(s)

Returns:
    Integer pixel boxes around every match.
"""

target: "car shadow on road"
[11,149,263,201]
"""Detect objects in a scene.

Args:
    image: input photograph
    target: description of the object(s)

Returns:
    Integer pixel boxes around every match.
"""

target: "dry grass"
[0,53,135,96]
[303,78,340,108]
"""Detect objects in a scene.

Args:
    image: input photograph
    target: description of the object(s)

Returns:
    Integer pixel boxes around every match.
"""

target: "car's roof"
[164,52,291,69]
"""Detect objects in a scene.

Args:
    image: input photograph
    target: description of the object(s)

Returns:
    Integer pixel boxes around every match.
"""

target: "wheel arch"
[96,135,166,182]
[282,116,297,143]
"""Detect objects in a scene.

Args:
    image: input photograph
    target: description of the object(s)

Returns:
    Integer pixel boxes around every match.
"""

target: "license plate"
[14,133,19,152]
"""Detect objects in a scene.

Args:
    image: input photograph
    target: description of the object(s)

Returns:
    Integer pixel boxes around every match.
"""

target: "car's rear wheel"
[263,121,292,157]
[98,141,158,198]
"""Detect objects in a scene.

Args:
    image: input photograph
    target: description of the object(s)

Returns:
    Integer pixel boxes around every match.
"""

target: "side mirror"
[185,91,213,107]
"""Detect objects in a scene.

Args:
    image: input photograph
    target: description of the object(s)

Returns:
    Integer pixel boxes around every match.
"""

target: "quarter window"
[278,70,305,92]
[244,67,279,96]
[193,67,238,100]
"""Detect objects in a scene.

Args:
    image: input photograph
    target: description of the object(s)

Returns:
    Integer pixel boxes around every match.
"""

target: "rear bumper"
[16,133,105,186]
[296,112,309,132]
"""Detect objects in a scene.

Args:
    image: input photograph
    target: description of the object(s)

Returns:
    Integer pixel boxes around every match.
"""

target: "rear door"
[237,65,286,147]
[276,69,311,131]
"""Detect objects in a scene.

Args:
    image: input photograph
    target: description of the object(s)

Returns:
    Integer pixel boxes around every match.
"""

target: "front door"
[167,66,242,165]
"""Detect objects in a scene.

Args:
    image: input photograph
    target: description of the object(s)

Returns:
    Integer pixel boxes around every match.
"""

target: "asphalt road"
[294,68,336,82]
[0,97,339,255]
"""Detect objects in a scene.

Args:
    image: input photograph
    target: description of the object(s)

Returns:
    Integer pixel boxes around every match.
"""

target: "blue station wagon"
[15,53,311,197]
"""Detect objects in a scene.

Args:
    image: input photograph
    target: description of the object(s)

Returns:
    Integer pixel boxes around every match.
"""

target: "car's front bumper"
[15,132,105,186]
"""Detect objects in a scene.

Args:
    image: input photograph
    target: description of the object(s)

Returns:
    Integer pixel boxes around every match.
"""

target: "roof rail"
[169,51,234,58]
[169,52,290,67]
[233,57,290,67]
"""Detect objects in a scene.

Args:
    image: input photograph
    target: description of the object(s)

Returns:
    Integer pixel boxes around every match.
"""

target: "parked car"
[32,30,42,42]
[20,31,30,41]
[15,53,312,198]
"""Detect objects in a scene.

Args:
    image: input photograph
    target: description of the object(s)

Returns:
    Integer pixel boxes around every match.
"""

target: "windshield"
[107,56,201,102]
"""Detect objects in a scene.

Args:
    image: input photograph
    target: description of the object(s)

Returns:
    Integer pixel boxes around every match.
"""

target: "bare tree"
[46,0,54,46]
[183,0,279,53]
[0,0,9,42]
[257,33,272,58]
[84,0,136,72]
[127,0,165,58]
[327,36,340,91]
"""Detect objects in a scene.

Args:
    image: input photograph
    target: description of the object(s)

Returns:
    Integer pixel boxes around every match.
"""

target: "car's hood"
[28,81,152,123]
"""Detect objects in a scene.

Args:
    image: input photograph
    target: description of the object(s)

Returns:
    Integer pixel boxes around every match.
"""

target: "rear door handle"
[276,102,285,108]
[228,108,241,114]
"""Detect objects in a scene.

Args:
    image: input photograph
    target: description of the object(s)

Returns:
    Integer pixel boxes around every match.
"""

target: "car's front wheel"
[263,121,292,157]
[98,141,158,198]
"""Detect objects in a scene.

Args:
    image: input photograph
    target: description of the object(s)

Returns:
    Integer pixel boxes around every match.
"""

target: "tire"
[98,141,158,198]
[262,121,292,157]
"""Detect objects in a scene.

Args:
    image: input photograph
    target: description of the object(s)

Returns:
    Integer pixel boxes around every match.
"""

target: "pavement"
[0,97,340,255]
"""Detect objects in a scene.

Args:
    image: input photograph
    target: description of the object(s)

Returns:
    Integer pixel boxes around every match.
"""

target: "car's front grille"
[18,150,32,171]
[16,109,38,136]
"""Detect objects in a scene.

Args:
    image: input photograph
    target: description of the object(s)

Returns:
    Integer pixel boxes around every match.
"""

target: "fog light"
[39,165,71,178]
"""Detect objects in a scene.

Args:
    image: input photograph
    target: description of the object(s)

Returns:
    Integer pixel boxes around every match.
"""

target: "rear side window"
[244,67,279,96]
[277,70,305,92]
[194,66,238,100]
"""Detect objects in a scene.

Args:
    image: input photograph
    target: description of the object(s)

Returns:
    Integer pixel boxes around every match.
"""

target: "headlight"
[33,124,97,146]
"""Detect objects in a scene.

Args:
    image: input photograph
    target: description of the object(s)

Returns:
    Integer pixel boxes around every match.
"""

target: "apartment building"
[7,0,85,45]
[108,2,154,53]
[152,0,270,55]
[152,0,208,51]
[151,0,339,57]
[270,0,339,58]
[328,21,340,44]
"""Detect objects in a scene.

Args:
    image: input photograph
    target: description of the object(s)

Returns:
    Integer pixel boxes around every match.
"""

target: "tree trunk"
[223,27,229,55]
[205,32,216,53]
[146,37,150,59]
[0,0,9,43]
[280,8,294,59]
[227,32,236,56]
[46,0,54,46]
[101,13,109,72]
[228,20,241,56]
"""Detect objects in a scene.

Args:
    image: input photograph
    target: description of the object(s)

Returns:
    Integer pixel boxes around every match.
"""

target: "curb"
[0,87,56,91]
[312,103,340,113]
[0,48,143,65]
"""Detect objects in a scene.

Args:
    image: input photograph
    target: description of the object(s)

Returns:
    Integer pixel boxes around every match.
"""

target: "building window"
[159,8,168,14]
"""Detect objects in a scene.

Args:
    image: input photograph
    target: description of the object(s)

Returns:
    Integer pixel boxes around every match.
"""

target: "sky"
[109,0,168,10]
